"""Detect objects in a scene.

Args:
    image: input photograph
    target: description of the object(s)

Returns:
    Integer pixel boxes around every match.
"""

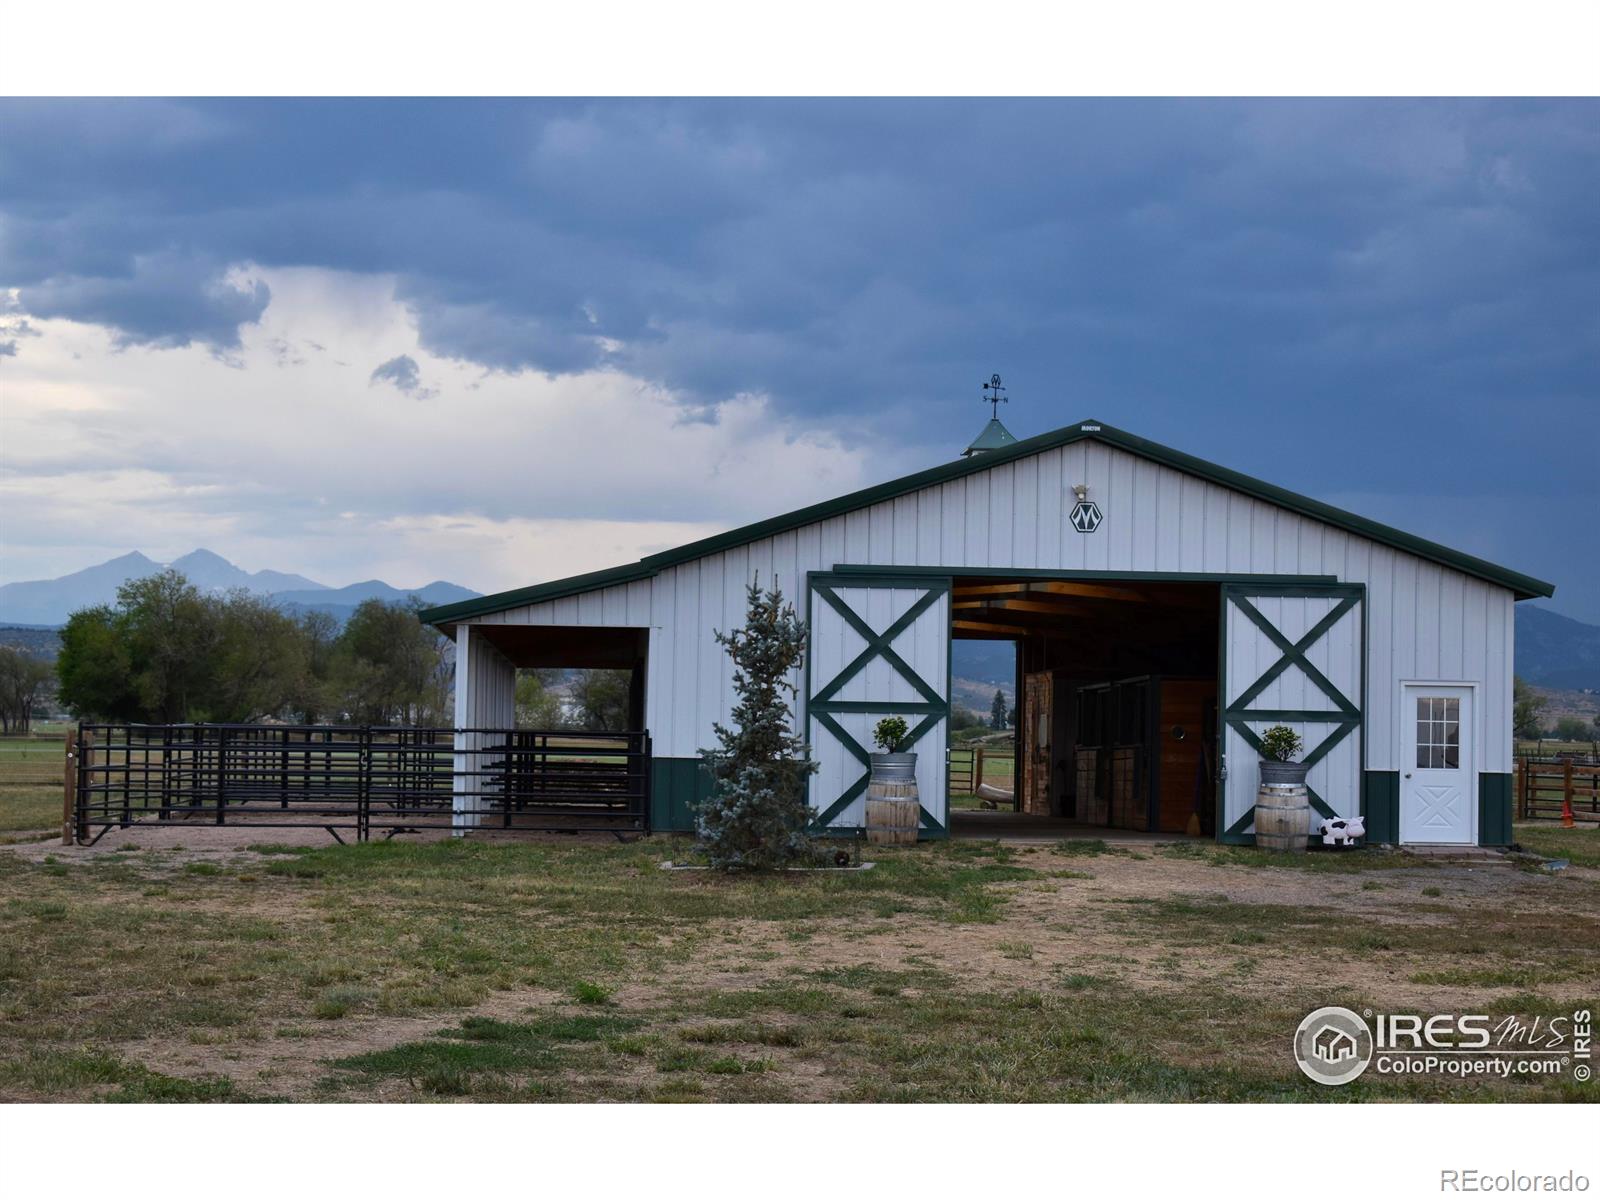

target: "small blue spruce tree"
[696,578,818,870]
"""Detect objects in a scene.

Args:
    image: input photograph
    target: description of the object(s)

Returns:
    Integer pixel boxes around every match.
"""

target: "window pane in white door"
[1416,696,1462,771]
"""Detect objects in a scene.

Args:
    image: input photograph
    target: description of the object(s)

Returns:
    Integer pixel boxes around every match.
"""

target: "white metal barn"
[420,418,1553,847]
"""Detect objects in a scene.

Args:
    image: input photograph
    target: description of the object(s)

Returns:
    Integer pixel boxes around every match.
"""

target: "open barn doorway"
[456,623,652,833]
[469,625,649,734]
[949,577,1218,841]
[947,637,1020,813]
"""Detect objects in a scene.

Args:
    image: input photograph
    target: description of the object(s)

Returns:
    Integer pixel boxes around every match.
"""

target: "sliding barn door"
[1220,584,1364,842]
[805,574,951,836]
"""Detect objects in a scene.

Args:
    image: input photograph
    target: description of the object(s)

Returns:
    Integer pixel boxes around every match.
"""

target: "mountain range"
[3,553,1596,693]
[0,549,479,626]
[948,603,1600,694]
[1514,605,1600,692]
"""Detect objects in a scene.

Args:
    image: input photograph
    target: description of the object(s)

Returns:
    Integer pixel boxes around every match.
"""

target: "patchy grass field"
[1515,823,1600,870]
[0,738,62,844]
[0,813,1596,1103]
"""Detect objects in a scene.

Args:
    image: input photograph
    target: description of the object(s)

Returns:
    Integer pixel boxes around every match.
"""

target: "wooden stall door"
[1024,672,1054,815]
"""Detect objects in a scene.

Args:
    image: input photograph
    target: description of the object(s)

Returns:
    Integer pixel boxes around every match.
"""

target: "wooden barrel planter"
[865,752,919,846]
[1254,759,1311,853]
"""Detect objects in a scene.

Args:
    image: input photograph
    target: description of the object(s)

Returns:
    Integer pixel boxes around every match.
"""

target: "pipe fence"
[68,722,650,844]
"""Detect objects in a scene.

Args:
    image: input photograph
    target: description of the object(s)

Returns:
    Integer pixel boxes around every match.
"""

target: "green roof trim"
[418,559,658,625]
[419,417,1554,625]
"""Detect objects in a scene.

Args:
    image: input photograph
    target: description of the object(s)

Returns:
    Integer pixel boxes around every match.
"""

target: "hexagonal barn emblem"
[1069,499,1103,533]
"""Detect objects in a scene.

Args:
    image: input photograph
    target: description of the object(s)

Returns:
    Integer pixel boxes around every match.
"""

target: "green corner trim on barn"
[1362,771,1400,843]
[1478,773,1514,847]
[649,757,709,833]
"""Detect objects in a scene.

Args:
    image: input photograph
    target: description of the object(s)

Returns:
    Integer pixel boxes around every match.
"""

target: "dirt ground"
[2,828,1596,1102]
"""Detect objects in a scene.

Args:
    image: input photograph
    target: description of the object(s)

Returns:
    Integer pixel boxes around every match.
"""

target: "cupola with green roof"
[963,416,1018,457]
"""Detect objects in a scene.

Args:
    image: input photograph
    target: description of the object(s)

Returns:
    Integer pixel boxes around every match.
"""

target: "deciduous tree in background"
[0,647,52,733]
[950,705,985,734]
[55,572,452,726]
[295,608,341,722]
[696,579,818,871]
[117,570,217,722]
[514,668,566,728]
[1553,715,1591,744]
[331,598,451,725]
[1512,676,1548,747]
[209,591,313,722]
[56,605,139,721]
[58,571,213,722]
[570,668,632,731]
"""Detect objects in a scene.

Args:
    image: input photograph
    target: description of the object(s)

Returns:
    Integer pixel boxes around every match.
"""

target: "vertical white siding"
[452,623,516,729]
[451,625,516,829]
[466,440,1519,777]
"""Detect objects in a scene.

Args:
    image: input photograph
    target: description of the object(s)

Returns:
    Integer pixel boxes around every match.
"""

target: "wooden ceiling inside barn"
[952,577,1220,678]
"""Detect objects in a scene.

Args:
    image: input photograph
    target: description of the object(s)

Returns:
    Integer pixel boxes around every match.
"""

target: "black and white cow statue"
[1317,815,1366,846]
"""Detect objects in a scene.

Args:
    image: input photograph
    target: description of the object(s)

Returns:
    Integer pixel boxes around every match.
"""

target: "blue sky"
[2,99,1596,618]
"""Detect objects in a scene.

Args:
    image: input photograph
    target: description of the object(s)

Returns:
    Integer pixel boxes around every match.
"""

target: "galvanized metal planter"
[1257,758,1311,787]
[869,752,918,782]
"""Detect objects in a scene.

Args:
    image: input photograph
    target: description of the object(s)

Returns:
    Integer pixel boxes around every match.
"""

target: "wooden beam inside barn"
[471,623,648,669]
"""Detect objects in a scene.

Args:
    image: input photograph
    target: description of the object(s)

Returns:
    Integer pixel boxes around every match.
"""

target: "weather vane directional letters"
[982,373,1007,419]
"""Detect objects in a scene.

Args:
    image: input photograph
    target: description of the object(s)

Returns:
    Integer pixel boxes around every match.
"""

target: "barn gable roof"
[420,418,1554,624]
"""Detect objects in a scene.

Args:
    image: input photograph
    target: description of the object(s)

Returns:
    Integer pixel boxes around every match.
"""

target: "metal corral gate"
[66,723,651,845]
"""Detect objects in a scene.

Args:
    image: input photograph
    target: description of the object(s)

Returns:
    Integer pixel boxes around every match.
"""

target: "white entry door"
[1400,684,1474,845]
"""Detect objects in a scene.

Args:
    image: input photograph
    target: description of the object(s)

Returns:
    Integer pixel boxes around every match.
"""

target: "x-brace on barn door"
[805,574,951,836]
[1220,584,1364,843]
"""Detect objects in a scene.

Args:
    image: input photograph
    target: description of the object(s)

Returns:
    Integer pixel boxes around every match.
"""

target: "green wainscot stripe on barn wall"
[650,757,710,833]
[1362,771,1399,844]
[649,757,949,840]
[1479,772,1514,847]
[1360,771,1511,847]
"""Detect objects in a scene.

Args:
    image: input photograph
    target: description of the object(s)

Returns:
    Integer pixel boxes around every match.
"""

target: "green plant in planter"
[872,715,910,754]
[1258,724,1304,762]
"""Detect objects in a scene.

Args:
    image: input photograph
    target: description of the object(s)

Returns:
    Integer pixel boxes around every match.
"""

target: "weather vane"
[981,373,1007,420]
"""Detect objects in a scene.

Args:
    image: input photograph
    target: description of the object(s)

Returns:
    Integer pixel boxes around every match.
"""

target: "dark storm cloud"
[1,98,1596,612]
[368,354,435,400]
[369,354,423,392]
[16,251,271,350]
